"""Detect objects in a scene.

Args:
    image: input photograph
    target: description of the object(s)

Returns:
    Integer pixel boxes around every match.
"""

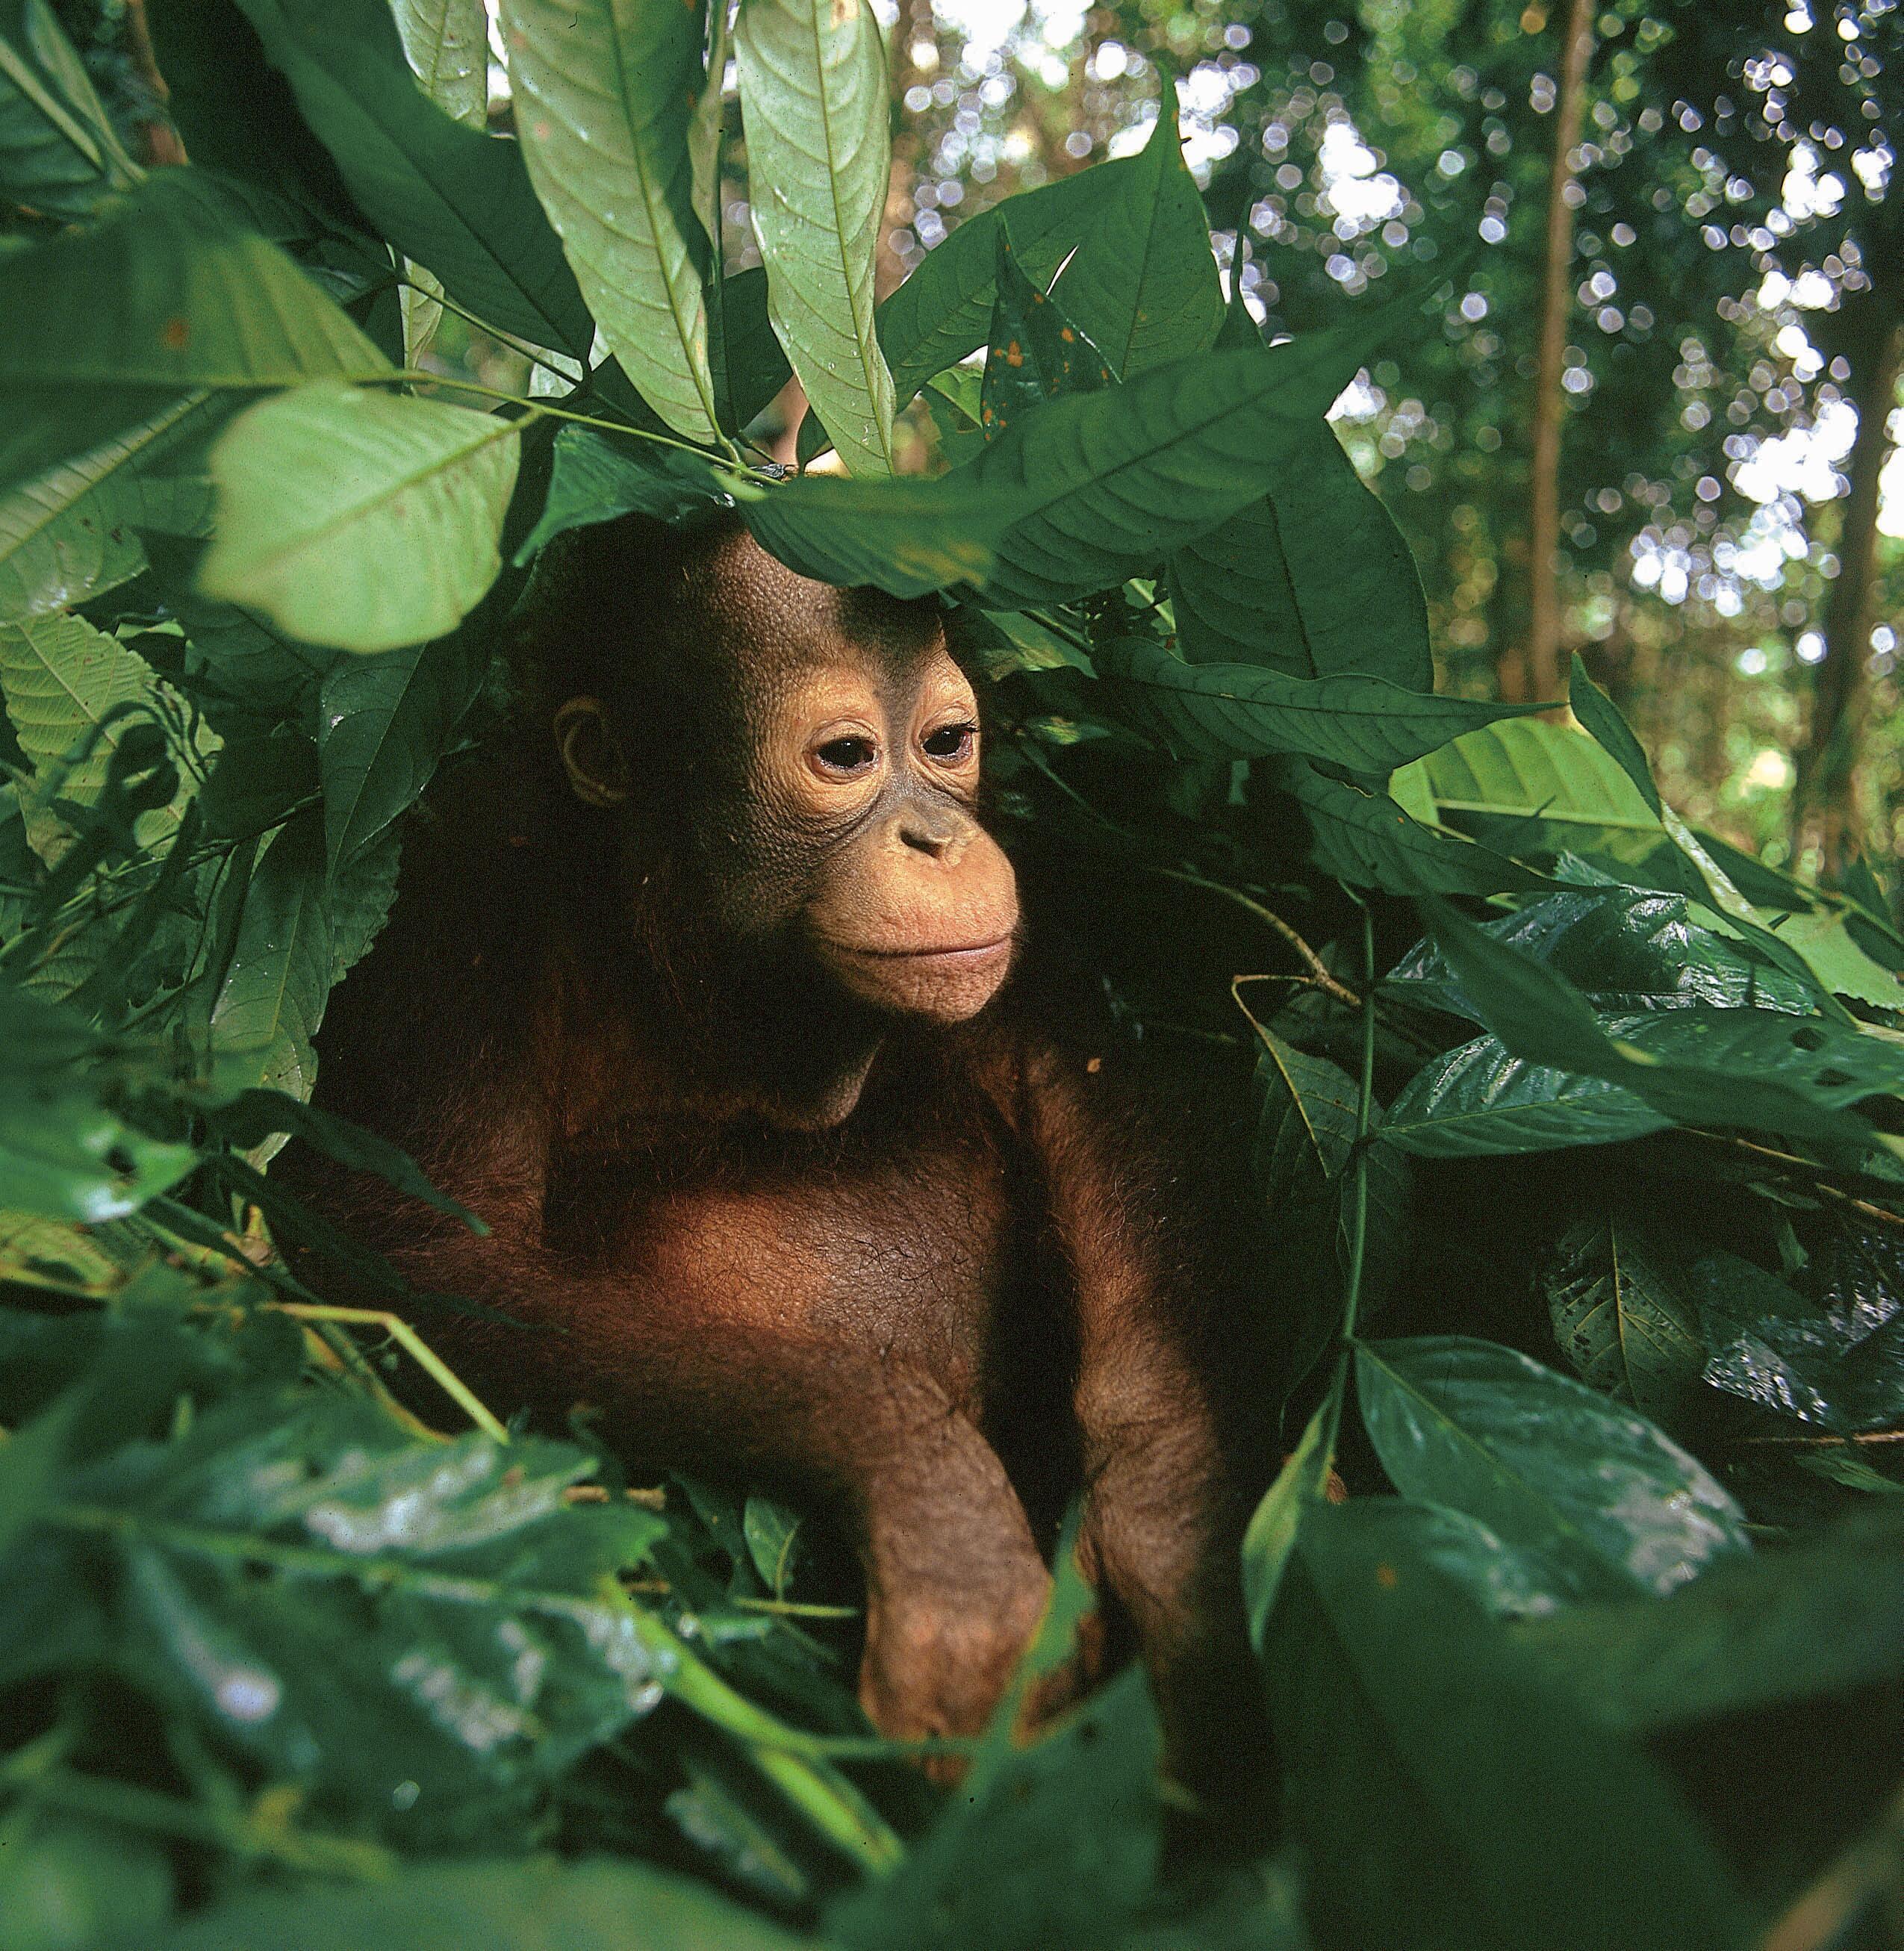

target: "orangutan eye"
[921,721,976,761]
[815,735,877,774]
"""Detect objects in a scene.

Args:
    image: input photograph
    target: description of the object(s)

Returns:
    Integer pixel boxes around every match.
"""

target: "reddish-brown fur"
[295,517,1278,1801]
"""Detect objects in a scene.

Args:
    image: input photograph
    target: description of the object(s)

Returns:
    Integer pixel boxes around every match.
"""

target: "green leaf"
[0,395,218,623]
[1355,1336,1749,1598]
[737,0,896,476]
[391,0,487,125]
[0,0,143,221]
[501,0,721,443]
[0,985,198,1222]
[1053,110,1222,380]
[877,155,1141,408]
[1284,762,1548,897]
[199,383,519,653]
[977,231,1110,444]
[134,1855,812,1951]
[1381,1034,1674,1157]
[748,315,1415,606]
[1263,1498,1748,1951]
[1567,652,1660,815]
[1090,638,1537,775]
[1385,888,1815,1021]
[0,1816,172,1951]
[1513,1507,1904,1734]
[712,266,796,435]
[512,426,736,566]
[317,635,485,871]
[830,1669,1159,1951]
[0,169,389,498]
[1242,1360,1345,1644]
[1543,1211,1706,1416]
[1389,715,1679,877]
[1169,426,1432,689]
[1419,899,1904,1149]
[0,611,194,864]
[232,0,591,355]
[208,812,396,1100]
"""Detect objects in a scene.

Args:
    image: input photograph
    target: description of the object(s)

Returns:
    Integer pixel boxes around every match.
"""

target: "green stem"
[1341,897,1378,1345]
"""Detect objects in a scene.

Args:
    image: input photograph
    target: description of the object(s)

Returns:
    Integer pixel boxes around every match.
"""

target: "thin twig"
[1155,865,1360,1007]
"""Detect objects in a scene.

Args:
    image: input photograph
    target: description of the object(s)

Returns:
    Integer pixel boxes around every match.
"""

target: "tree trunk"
[1793,311,1904,880]
[1508,0,1594,705]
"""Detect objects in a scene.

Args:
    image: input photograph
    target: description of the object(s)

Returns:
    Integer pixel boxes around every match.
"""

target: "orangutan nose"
[897,804,971,863]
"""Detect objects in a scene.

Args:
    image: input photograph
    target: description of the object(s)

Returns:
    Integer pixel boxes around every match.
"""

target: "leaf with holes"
[977,231,1110,444]
[1542,1213,1706,1418]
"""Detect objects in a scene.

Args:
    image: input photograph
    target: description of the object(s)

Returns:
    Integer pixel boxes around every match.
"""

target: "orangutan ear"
[552,696,630,808]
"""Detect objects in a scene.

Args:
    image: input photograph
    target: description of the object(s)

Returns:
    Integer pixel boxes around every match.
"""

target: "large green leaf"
[231,0,590,355]
[391,0,486,125]
[501,0,721,444]
[1284,762,1548,897]
[0,395,219,623]
[1542,1211,1706,1417]
[1419,899,1904,1151]
[1390,715,1677,875]
[1091,638,1535,776]
[317,635,485,871]
[134,1855,810,1951]
[1513,1507,1904,1734]
[511,425,736,565]
[0,0,142,220]
[747,318,1408,605]
[1263,1498,1748,1951]
[199,382,519,653]
[1385,887,1815,1021]
[1053,111,1223,381]
[1355,1336,1750,1599]
[876,153,1142,408]
[0,170,388,497]
[1381,1034,1674,1157]
[737,0,896,476]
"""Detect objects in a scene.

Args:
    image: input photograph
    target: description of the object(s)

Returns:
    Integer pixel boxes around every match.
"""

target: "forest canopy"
[1,1,1903,1949]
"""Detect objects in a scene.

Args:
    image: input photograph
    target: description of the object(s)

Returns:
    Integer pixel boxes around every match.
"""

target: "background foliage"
[2,1,1904,1948]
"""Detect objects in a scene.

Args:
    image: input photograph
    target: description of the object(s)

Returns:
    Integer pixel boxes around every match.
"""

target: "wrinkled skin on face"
[550,529,1020,1030]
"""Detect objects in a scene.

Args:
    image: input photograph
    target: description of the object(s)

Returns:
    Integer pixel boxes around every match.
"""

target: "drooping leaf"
[1542,1211,1707,1416]
[1385,888,1814,1021]
[1263,1498,1748,1951]
[1419,899,1904,1151]
[232,0,590,356]
[391,0,487,125]
[876,153,1142,408]
[711,266,796,436]
[1284,762,1549,897]
[511,426,736,567]
[1052,109,1223,381]
[977,231,1111,444]
[747,314,1415,605]
[317,633,486,871]
[0,394,219,623]
[0,169,389,498]
[1242,1360,1346,1643]
[1381,1034,1674,1158]
[1090,638,1537,776]
[1355,1336,1750,1599]
[1389,715,1681,880]
[501,0,721,443]
[737,0,895,477]
[0,0,143,221]
[199,383,519,654]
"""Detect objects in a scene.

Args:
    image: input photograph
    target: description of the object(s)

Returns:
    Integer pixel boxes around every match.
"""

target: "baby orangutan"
[299,514,1276,1802]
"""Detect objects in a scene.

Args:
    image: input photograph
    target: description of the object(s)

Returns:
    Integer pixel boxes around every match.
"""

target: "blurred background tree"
[57,0,1903,896]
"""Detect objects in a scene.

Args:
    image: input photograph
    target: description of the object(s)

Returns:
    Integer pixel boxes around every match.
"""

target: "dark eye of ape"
[922,722,976,761]
[816,735,877,774]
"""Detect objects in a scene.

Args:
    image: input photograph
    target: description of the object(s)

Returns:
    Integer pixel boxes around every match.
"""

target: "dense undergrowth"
[2,1,1904,1946]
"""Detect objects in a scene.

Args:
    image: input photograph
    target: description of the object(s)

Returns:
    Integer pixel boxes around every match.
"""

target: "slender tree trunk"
[1793,310,1904,879]
[1509,0,1594,705]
